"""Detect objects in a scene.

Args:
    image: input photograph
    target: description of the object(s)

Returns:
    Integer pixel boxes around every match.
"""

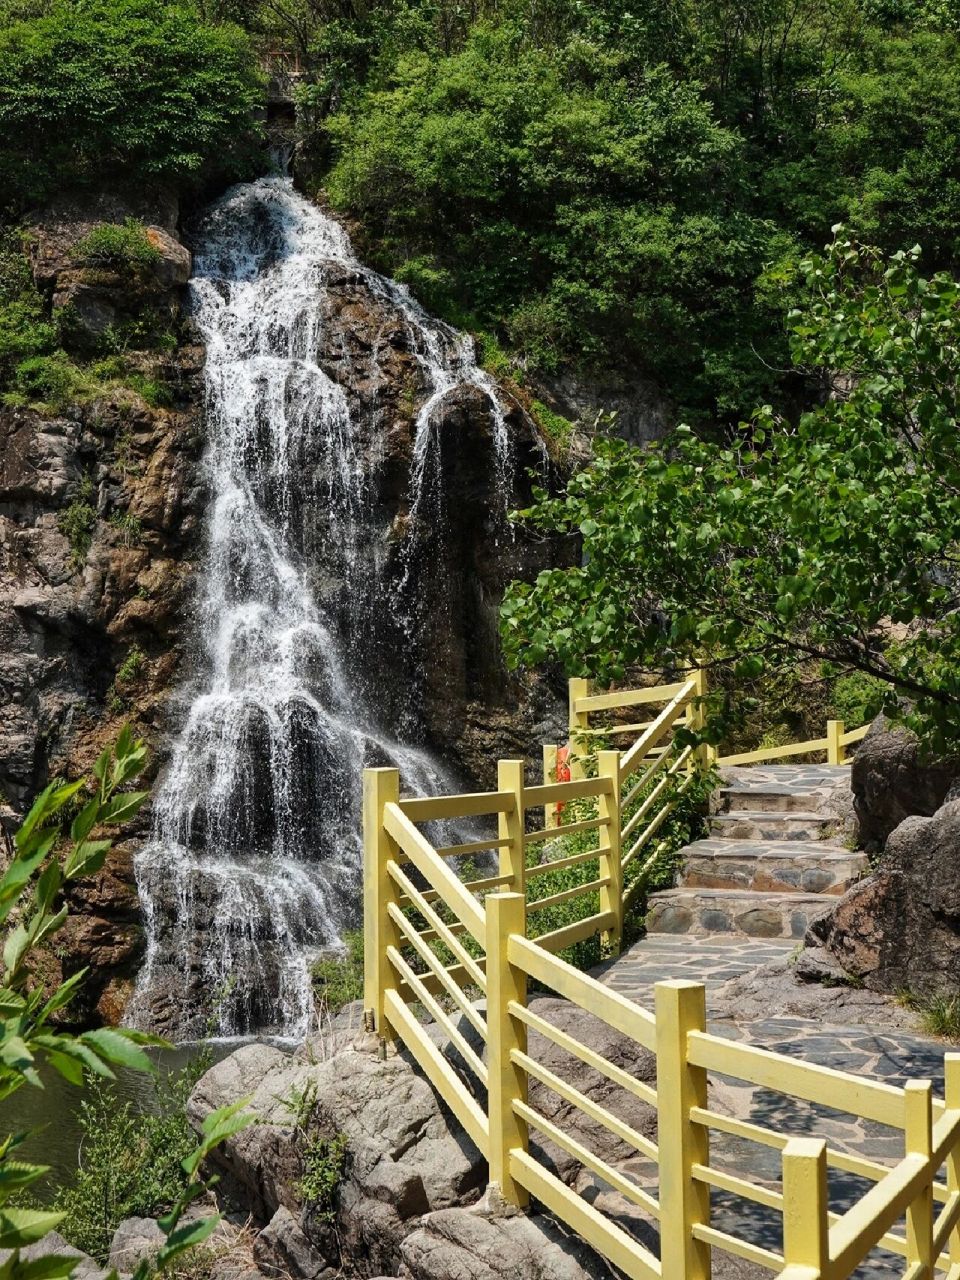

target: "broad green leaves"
[0,731,253,1280]
[502,233,960,754]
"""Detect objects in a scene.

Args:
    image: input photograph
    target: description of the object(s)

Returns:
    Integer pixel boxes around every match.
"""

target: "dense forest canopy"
[1,0,960,421]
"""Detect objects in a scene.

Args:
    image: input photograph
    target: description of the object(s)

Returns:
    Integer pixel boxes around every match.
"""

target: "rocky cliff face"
[0,184,568,1028]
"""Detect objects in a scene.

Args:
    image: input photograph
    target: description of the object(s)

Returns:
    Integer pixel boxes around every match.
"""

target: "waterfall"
[129,175,519,1041]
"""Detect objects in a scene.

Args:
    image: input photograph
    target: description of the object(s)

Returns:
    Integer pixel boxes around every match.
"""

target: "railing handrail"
[362,672,949,1280]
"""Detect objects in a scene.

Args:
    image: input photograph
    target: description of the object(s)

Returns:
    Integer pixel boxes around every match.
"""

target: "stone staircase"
[645,764,866,940]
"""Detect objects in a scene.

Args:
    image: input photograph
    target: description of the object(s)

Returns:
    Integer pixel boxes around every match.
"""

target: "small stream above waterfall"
[129,175,538,1041]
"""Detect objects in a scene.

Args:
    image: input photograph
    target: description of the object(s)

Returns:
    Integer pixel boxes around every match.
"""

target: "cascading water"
[129,175,522,1041]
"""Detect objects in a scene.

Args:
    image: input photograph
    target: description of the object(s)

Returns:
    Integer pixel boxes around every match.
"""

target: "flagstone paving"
[590,765,954,1277]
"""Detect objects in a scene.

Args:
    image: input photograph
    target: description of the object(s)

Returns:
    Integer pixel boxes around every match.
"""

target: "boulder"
[397,1205,615,1280]
[851,715,957,851]
[109,1216,165,1272]
[0,1232,110,1280]
[253,1206,330,1280]
[523,997,657,1184]
[813,799,960,996]
[189,1038,487,1277]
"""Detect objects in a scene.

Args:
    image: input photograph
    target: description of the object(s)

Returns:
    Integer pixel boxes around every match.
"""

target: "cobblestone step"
[716,786,819,814]
[682,838,866,894]
[709,810,839,841]
[646,887,835,939]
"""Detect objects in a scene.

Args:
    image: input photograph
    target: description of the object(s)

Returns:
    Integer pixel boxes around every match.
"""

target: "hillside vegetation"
[2,1,960,423]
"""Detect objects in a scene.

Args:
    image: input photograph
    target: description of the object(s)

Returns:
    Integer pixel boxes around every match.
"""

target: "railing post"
[827,719,845,765]
[905,1080,934,1278]
[543,743,559,830]
[782,1138,829,1276]
[497,759,526,895]
[485,891,529,1208]
[946,1055,960,1268]
[597,749,623,955]
[655,980,711,1280]
[568,677,591,780]
[690,666,715,770]
[363,766,400,1040]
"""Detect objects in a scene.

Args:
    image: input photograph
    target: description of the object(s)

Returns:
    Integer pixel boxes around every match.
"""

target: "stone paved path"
[591,767,952,1277]
[591,935,950,1278]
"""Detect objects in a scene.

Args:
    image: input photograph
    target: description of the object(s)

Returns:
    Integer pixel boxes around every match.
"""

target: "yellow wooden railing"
[362,672,955,1279]
[561,671,870,770]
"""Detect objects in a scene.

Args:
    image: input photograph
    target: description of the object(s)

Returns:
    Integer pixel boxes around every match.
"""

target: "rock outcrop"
[809,798,960,997]
[187,1000,660,1279]
[851,714,958,851]
[1,187,568,1027]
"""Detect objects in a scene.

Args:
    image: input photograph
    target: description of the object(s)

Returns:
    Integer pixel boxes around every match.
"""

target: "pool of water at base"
[2,1038,275,1202]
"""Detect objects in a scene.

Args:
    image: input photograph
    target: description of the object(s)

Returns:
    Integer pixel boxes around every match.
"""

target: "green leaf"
[69,798,99,844]
[38,969,88,1021]
[64,840,113,882]
[0,1208,65,1250]
[97,791,148,826]
[80,1028,155,1074]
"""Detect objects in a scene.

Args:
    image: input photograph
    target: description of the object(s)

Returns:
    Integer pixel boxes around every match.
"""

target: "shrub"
[311,929,364,1015]
[297,1132,349,1220]
[0,229,54,381]
[57,475,98,563]
[115,644,146,685]
[0,0,264,213]
[72,219,161,270]
[109,509,144,545]
[13,351,89,409]
[55,1050,214,1263]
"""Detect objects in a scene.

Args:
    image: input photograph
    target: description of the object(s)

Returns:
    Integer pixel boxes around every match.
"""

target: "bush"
[310,929,364,1014]
[0,0,264,213]
[12,352,88,408]
[72,219,161,270]
[55,1050,213,1263]
[297,1132,348,1220]
[0,230,54,379]
[57,474,98,563]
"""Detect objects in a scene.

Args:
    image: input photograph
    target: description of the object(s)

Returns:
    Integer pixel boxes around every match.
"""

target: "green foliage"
[502,233,960,754]
[72,220,161,271]
[54,1052,213,1262]
[530,400,575,461]
[0,0,264,213]
[829,669,886,728]
[323,26,785,420]
[296,1132,348,1220]
[310,929,364,1015]
[900,989,960,1038]
[57,475,98,565]
[0,728,253,1280]
[0,231,54,381]
[296,0,960,419]
[115,645,146,686]
[13,353,91,411]
[110,509,144,546]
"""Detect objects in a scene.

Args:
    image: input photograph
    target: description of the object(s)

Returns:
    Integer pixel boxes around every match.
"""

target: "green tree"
[0,729,250,1280]
[324,23,789,419]
[501,232,960,753]
[0,0,263,212]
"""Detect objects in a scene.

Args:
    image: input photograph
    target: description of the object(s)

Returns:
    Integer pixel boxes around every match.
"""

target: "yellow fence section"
[361,670,956,1279]
[562,672,869,769]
